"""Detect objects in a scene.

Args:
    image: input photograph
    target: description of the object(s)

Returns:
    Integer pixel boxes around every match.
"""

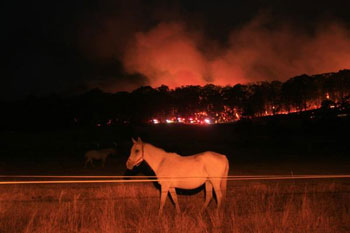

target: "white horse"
[84,148,117,167]
[126,137,229,214]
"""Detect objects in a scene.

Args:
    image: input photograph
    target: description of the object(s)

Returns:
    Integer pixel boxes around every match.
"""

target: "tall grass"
[0,180,349,233]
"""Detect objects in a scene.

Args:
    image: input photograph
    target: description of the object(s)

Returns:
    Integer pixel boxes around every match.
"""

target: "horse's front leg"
[90,159,95,168]
[159,185,169,215]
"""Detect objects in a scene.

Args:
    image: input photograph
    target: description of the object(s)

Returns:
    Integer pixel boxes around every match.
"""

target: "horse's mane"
[145,142,166,153]
[145,142,180,157]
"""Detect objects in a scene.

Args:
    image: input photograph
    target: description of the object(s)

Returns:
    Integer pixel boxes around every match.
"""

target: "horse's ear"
[137,137,142,143]
[131,138,137,144]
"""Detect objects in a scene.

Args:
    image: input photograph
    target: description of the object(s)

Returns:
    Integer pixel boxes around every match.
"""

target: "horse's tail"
[221,157,229,204]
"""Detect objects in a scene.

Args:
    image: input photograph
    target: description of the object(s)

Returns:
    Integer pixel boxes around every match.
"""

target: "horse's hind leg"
[169,187,180,214]
[201,181,213,212]
[212,181,223,209]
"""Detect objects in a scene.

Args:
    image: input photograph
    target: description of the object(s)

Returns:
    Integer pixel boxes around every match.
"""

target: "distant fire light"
[204,118,211,124]
[166,119,174,124]
[146,96,347,125]
[235,112,240,120]
[177,117,185,123]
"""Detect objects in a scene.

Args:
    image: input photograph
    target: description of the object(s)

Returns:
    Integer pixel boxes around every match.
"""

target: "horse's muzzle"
[126,160,134,170]
[126,158,143,170]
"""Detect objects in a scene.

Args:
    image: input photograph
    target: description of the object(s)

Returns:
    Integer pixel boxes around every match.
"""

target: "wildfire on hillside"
[149,98,344,125]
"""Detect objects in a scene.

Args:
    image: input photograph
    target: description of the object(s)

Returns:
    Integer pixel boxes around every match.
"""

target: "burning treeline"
[126,70,350,124]
[2,69,349,130]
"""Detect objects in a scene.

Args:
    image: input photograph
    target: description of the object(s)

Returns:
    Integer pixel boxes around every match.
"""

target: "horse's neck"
[143,143,167,173]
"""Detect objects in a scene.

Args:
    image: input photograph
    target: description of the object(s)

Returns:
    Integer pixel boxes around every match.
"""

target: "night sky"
[3,0,350,100]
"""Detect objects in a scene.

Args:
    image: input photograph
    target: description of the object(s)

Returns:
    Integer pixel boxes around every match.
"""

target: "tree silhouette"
[2,69,349,130]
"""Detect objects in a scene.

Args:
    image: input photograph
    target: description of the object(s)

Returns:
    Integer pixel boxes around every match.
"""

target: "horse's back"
[159,151,227,173]
[85,149,109,159]
[196,151,227,161]
[196,151,229,176]
[85,150,97,158]
[100,148,115,154]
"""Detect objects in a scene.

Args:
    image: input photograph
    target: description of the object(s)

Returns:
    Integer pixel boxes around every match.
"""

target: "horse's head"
[126,137,144,170]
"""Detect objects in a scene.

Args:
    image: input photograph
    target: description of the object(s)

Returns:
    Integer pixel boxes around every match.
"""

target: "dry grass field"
[0,179,349,233]
[0,120,349,232]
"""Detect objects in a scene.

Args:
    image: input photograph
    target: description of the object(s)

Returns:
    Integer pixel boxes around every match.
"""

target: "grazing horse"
[126,137,229,214]
[84,148,117,168]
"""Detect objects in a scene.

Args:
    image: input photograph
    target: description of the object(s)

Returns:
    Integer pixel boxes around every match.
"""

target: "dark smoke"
[79,3,350,91]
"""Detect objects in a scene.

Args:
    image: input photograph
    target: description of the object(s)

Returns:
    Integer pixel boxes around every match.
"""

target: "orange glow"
[119,21,350,90]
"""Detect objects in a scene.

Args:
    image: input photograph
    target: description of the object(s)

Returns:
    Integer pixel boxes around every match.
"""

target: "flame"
[149,99,341,125]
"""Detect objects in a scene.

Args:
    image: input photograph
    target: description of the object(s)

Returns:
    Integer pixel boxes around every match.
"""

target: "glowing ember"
[152,119,160,124]
[166,119,174,124]
[235,112,240,120]
[177,117,185,123]
[107,119,112,126]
